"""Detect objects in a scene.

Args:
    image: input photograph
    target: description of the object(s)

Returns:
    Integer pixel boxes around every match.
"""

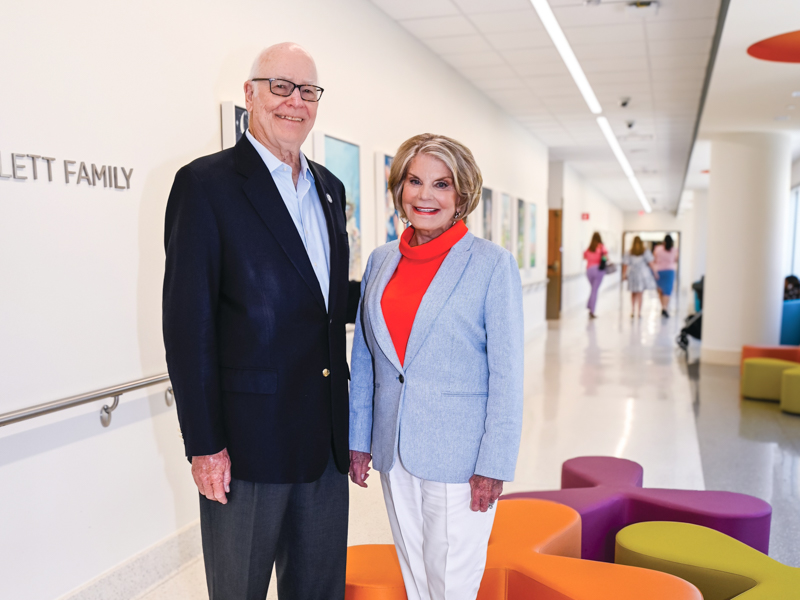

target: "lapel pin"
[326,193,333,204]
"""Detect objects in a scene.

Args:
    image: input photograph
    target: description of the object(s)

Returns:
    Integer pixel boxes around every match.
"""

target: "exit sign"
[581,213,590,220]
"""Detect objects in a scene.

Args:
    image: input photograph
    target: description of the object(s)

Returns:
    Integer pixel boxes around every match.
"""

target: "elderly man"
[163,43,353,599]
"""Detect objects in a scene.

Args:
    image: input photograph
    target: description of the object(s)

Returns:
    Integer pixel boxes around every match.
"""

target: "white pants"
[380,457,496,600]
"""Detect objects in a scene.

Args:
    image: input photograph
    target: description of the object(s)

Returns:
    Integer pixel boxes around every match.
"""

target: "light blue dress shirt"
[246,130,331,309]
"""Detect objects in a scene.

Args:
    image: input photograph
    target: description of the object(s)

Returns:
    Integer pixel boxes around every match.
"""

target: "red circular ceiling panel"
[747,30,800,63]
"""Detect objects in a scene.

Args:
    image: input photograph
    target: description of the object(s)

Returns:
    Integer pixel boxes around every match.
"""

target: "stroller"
[677,277,704,351]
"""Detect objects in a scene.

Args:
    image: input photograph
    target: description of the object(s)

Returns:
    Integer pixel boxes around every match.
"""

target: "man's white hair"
[248,42,317,81]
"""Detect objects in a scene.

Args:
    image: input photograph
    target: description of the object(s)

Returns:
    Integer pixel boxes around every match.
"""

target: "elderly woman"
[349,133,524,600]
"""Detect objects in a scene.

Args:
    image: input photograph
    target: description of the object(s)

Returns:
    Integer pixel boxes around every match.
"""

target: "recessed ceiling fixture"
[775,115,791,121]
[793,91,800,97]
[529,0,602,115]
[531,0,652,212]
[597,116,652,212]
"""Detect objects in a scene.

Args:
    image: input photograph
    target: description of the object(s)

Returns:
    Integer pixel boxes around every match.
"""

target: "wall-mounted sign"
[581,212,590,220]
[0,152,133,189]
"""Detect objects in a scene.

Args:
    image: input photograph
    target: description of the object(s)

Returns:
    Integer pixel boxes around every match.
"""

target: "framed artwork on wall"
[529,202,537,268]
[517,199,526,268]
[482,187,493,242]
[376,153,403,244]
[314,132,362,280]
[220,102,249,149]
[501,193,513,253]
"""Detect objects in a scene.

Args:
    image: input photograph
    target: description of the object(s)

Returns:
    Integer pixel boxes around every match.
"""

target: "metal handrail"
[0,374,173,428]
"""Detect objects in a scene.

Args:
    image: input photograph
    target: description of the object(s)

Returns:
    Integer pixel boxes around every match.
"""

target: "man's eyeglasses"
[251,78,324,102]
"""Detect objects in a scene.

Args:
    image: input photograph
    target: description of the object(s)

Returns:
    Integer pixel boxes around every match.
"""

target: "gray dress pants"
[199,452,348,600]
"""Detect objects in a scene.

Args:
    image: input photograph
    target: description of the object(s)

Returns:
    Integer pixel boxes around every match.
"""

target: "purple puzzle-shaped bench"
[502,456,772,562]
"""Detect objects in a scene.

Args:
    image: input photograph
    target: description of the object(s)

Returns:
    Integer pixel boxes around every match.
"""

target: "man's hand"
[349,450,372,488]
[469,474,504,513]
[192,448,232,504]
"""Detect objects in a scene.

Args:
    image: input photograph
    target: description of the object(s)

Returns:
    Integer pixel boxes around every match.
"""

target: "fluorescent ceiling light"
[529,0,602,115]
[597,116,652,212]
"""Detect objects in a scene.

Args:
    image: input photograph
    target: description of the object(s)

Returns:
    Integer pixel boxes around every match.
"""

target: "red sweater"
[381,221,468,366]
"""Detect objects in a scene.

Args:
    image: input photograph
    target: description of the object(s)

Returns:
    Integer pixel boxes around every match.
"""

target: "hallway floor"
[138,288,800,599]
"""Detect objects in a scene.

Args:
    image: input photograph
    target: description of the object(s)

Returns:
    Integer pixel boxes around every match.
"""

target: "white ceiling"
[369,0,721,212]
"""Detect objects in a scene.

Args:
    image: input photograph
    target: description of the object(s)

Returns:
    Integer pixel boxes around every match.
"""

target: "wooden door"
[546,209,563,320]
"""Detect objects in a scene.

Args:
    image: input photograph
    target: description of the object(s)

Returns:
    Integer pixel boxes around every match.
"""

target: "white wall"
[0,1,549,598]
[792,157,800,188]
[559,164,624,313]
[622,207,699,295]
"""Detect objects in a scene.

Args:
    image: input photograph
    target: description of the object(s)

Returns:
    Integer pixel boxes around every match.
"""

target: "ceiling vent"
[626,1,660,17]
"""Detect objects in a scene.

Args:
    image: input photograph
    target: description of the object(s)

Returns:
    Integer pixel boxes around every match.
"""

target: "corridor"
[134,285,800,599]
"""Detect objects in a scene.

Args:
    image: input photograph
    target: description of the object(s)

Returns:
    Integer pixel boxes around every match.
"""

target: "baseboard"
[700,346,741,366]
[59,520,202,600]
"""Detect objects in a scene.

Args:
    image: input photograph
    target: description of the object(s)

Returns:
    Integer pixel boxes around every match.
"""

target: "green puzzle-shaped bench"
[616,521,800,599]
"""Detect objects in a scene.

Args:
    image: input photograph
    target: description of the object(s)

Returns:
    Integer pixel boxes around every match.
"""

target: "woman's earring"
[452,211,461,225]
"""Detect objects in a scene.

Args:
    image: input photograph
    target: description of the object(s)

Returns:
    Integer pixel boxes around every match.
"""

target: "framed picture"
[376,153,403,244]
[481,187,493,242]
[220,102,249,149]
[528,202,537,268]
[500,193,513,253]
[314,133,362,280]
[517,199,526,268]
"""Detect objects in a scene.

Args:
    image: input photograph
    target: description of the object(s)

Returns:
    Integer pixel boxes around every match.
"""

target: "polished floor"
[139,287,800,599]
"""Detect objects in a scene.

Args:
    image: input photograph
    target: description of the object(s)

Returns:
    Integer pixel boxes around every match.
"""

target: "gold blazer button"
[323,369,330,377]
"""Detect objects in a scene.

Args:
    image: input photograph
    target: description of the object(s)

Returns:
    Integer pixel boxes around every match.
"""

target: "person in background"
[650,234,679,318]
[349,133,524,600]
[583,232,608,319]
[622,236,655,318]
[785,275,800,300]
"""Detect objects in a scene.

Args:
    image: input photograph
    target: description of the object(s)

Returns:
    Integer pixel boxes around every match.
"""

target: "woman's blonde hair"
[631,236,645,256]
[388,133,483,222]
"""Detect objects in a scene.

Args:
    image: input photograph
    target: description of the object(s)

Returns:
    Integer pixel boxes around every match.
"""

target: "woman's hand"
[468,474,504,512]
[349,450,372,488]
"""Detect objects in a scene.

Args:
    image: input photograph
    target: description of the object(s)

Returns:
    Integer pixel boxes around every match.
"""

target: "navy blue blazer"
[163,135,352,484]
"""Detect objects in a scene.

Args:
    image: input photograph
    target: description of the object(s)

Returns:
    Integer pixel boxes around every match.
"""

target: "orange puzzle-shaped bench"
[346,499,701,600]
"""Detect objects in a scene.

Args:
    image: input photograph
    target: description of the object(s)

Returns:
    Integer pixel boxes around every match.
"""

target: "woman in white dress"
[622,236,655,318]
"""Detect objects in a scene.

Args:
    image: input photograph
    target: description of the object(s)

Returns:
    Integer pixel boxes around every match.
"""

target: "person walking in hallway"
[584,232,608,319]
[651,234,678,318]
[622,236,655,318]
[162,43,355,600]
[349,133,524,600]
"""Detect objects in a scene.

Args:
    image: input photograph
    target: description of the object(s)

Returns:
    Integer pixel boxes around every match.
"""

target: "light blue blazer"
[349,231,524,484]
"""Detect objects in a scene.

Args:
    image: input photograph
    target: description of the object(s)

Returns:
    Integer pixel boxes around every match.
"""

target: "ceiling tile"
[513,61,571,77]
[469,10,543,34]
[481,76,532,91]
[423,34,493,54]
[655,0,721,21]
[552,3,640,28]
[649,53,710,70]
[370,0,459,20]
[650,66,706,82]
[483,30,553,50]
[399,15,477,39]
[456,64,518,79]
[452,0,531,13]
[581,57,649,73]
[572,42,646,61]
[587,71,653,85]
[645,18,716,41]
[564,23,646,45]
[500,47,562,66]
[648,38,712,57]
[441,50,507,69]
